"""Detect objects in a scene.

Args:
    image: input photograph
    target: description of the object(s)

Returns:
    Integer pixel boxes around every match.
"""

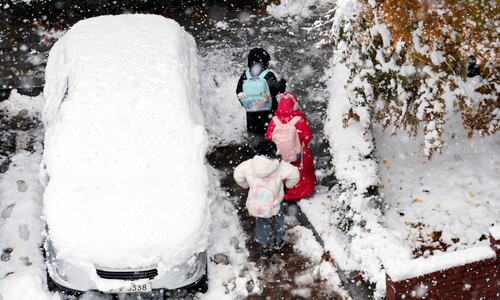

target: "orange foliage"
[374,0,499,74]
[361,0,499,155]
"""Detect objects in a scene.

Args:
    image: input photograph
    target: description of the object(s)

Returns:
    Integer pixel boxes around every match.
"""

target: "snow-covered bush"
[322,0,383,233]
[335,0,499,159]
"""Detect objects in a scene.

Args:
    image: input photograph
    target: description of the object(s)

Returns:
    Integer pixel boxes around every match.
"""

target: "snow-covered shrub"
[322,0,383,234]
[323,0,499,258]
[338,0,499,159]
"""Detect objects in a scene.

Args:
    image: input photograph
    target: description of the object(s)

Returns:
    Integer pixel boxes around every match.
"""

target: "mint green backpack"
[241,69,272,112]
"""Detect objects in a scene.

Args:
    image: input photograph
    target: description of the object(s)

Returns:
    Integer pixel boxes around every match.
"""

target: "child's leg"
[272,204,286,242]
[247,132,265,147]
[255,217,271,245]
[246,111,271,134]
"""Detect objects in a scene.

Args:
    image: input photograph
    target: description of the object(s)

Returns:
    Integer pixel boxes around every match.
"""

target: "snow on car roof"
[42,14,210,277]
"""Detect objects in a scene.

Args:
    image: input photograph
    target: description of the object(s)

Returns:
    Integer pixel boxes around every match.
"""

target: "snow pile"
[267,0,335,19]
[0,90,44,117]
[204,167,261,299]
[292,287,312,298]
[299,192,410,299]
[324,0,378,194]
[0,93,57,300]
[42,14,210,284]
[325,3,389,296]
[324,63,378,194]
[490,226,500,240]
[199,47,247,147]
[299,191,356,271]
[289,226,323,264]
[289,225,352,299]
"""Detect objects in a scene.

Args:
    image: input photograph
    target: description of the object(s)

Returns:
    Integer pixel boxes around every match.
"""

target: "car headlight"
[54,262,68,281]
[186,257,200,280]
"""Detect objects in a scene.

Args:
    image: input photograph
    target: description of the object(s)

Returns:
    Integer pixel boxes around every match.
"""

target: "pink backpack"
[271,116,302,163]
[246,164,282,218]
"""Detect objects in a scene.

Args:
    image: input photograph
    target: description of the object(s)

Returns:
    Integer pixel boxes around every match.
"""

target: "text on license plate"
[107,282,152,293]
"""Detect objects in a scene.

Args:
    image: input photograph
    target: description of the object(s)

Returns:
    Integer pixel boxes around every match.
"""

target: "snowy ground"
[376,115,499,256]
[0,92,56,300]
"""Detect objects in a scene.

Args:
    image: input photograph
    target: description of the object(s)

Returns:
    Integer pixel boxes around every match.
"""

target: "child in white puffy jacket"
[234,140,300,259]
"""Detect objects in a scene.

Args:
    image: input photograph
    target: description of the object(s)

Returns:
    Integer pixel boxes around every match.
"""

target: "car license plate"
[107,282,152,293]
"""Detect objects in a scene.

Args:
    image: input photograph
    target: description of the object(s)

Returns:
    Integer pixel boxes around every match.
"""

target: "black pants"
[246,110,274,134]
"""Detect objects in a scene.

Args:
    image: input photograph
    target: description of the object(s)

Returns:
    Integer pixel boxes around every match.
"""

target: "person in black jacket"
[236,48,287,135]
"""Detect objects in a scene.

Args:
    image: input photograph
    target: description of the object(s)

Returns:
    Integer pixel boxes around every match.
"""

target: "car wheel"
[46,272,83,297]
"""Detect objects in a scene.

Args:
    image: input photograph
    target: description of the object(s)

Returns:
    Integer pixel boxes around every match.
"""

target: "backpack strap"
[258,69,269,79]
[272,162,284,202]
[273,116,301,126]
[289,116,301,126]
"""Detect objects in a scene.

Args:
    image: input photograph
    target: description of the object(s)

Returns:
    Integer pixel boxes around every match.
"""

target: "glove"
[237,92,245,100]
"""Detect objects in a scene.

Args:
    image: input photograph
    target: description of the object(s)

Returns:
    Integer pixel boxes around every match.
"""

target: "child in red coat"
[265,92,317,200]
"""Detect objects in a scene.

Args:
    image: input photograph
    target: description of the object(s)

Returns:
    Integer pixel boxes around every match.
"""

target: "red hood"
[275,98,305,118]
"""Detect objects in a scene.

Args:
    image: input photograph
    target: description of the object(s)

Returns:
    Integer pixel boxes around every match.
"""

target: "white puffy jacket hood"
[233,155,300,203]
[251,155,280,177]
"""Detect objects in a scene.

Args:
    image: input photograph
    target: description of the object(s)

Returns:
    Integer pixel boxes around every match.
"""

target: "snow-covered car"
[41,15,210,295]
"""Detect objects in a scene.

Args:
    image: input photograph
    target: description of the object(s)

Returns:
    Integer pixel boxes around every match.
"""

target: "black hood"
[247,48,270,70]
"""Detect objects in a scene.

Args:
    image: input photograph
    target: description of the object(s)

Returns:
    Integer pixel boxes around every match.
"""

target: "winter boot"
[260,246,271,259]
[273,239,284,250]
